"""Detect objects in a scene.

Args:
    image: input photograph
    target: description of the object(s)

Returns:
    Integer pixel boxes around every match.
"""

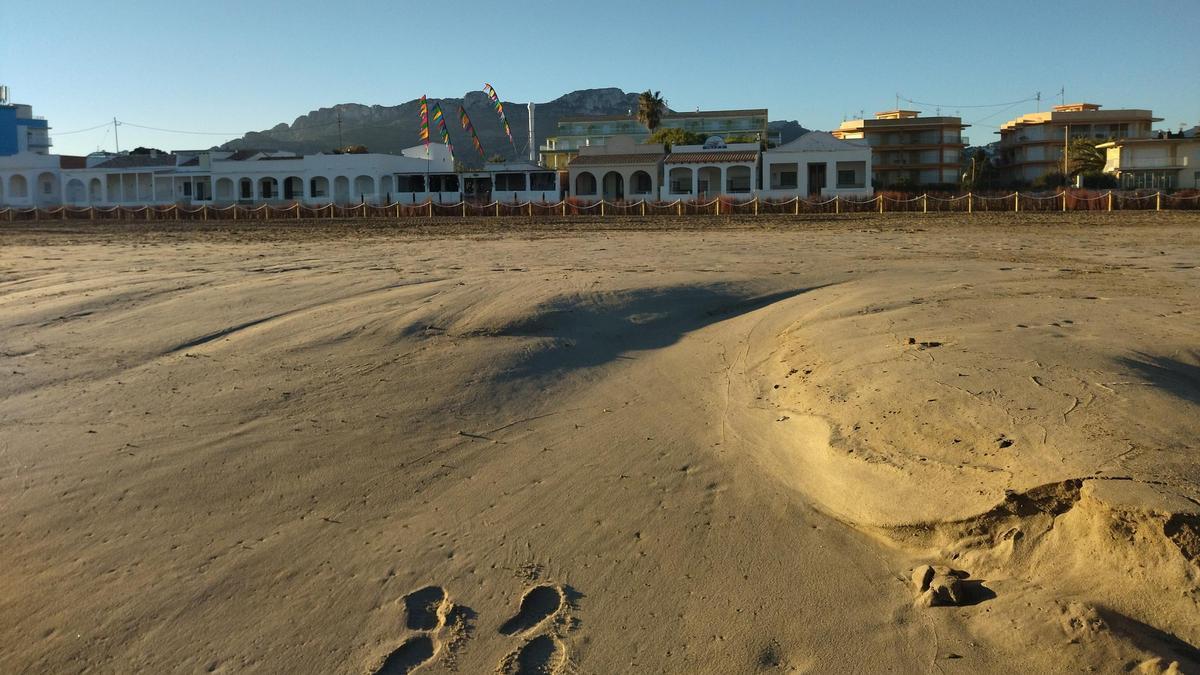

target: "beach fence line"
[2,190,1199,223]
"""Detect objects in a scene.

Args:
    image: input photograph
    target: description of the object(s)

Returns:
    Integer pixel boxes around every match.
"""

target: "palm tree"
[1067,137,1106,176]
[636,90,665,132]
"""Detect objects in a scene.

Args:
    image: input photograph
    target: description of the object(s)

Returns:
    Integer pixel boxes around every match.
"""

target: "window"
[495,173,526,191]
[402,175,426,192]
[429,174,459,192]
[837,170,857,187]
[529,172,555,191]
[778,171,797,189]
[240,180,252,199]
[43,181,52,194]
[182,182,192,197]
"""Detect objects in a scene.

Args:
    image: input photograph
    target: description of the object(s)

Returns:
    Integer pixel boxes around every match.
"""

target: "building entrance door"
[807,163,826,196]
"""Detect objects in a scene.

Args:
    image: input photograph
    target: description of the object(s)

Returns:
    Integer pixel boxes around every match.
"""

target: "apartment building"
[0,89,52,156]
[539,109,771,170]
[831,110,967,187]
[996,103,1160,183]
[1100,136,1200,190]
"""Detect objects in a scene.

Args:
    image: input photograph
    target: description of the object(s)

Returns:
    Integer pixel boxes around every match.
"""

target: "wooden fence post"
[1107,192,1113,212]
[878,195,884,214]
[753,197,759,216]
[641,201,646,216]
[1062,191,1067,212]
[967,192,973,214]
[1014,192,1020,213]
[796,197,801,216]
[1156,192,1162,211]
[601,200,605,217]
[922,194,927,214]
[834,196,839,215]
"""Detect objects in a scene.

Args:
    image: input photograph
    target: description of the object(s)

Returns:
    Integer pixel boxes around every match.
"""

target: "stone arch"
[353,175,374,201]
[10,174,29,199]
[258,177,278,200]
[215,177,234,202]
[601,171,624,201]
[575,171,596,196]
[726,165,752,193]
[668,167,692,194]
[334,176,350,203]
[309,176,330,200]
[282,176,303,200]
[65,178,86,204]
[35,172,60,205]
[89,178,103,202]
[630,170,653,195]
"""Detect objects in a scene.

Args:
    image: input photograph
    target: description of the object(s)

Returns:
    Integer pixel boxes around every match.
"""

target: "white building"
[568,135,665,201]
[760,131,873,198]
[1,143,460,208]
[661,139,760,200]
[461,161,561,203]
[1100,136,1200,190]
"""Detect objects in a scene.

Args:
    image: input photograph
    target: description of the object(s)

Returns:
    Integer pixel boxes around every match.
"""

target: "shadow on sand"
[488,283,822,378]
[1116,351,1200,406]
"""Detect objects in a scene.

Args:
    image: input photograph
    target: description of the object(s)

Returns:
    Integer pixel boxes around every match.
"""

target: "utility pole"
[113,117,121,153]
[337,110,343,148]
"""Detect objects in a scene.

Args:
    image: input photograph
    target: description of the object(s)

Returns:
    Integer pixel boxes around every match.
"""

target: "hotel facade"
[996,103,1160,183]
[831,110,967,187]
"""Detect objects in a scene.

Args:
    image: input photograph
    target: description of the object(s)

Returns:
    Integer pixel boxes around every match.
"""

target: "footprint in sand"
[373,635,436,675]
[371,585,474,674]
[403,585,447,631]
[499,585,564,636]
[497,584,573,674]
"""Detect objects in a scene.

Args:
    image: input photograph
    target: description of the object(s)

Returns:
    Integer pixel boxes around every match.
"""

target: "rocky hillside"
[222,88,811,165]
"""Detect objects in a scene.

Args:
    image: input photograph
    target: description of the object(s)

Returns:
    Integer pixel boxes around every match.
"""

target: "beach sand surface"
[1,214,1198,673]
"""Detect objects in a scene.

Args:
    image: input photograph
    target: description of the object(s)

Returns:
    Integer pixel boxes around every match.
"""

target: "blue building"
[0,89,52,156]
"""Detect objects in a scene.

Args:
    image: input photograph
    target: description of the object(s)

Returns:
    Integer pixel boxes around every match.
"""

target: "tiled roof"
[664,150,759,164]
[59,155,87,169]
[569,153,664,167]
[92,154,178,169]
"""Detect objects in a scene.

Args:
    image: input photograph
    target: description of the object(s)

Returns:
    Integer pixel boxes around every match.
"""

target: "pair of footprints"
[373,583,567,674]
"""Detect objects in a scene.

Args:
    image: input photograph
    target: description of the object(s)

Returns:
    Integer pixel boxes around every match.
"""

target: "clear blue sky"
[3,0,1197,156]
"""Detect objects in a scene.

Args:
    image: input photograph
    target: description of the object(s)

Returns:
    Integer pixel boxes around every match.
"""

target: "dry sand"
[1,213,1198,674]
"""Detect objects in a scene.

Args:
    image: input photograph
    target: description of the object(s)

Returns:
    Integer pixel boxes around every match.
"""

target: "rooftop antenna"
[336,109,343,147]
[112,117,121,153]
[1059,86,1065,106]
[895,92,900,109]
[1036,91,1041,112]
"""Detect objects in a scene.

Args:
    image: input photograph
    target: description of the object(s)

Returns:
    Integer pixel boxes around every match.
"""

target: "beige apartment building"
[996,103,1160,183]
[1100,136,1200,190]
[831,110,967,187]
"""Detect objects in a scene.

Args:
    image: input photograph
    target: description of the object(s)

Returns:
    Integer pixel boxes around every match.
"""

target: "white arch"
[334,176,350,203]
[668,167,692,195]
[215,177,234,202]
[35,172,60,205]
[65,178,86,204]
[309,176,330,200]
[283,176,303,201]
[630,170,653,195]
[353,175,375,201]
[726,165,752,194]
[88,177,103,202]
[575,171,596,196]
[10,174,29,199]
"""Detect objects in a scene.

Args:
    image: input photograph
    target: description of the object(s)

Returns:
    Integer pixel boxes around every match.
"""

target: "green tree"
[636,90,665,132]
[646,127,703,150]
[1066,137,1106,177]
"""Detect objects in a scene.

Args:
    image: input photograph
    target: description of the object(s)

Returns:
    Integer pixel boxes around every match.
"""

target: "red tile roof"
[569,153,664,167]
[664,150,759,164]
[58,155,87,169]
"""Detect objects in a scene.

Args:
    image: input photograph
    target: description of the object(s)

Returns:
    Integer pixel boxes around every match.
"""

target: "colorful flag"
[431,102,453,159]
[419,95,429,146]
[482,83,513,146]
[459,105,486,159]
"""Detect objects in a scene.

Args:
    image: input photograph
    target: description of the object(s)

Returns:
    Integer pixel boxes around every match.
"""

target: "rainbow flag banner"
[482,83,513,146]
[431,102,453,159]
[459,105,486,159]
[419,95,429,146]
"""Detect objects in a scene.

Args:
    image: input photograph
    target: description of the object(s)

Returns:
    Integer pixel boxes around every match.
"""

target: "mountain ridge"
[221,88,811,165]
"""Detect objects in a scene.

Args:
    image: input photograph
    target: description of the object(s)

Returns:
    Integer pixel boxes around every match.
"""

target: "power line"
[118,121,243,136]
[898,94,1039,110]
[53,121,113,135]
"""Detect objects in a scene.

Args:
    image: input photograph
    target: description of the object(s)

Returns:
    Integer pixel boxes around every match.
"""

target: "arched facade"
[35,172,60,205]
[379,175,394,201]
[89,178,103,202]
[353,175,374,201]
[630,171,653,196]
[726,165,752,193]
[668,167,693,195]
[309,176,330,200]
[65,178,86,204]
[283,176,303,200]
[575,172,596,196]
[215,178,234,202]
[334,176,350,203]
[258,177,278,200]
[697,167,721,197]
[601,171,624,201]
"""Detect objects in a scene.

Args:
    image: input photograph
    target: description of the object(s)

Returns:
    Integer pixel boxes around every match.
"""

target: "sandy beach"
[1,212,1198,674]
